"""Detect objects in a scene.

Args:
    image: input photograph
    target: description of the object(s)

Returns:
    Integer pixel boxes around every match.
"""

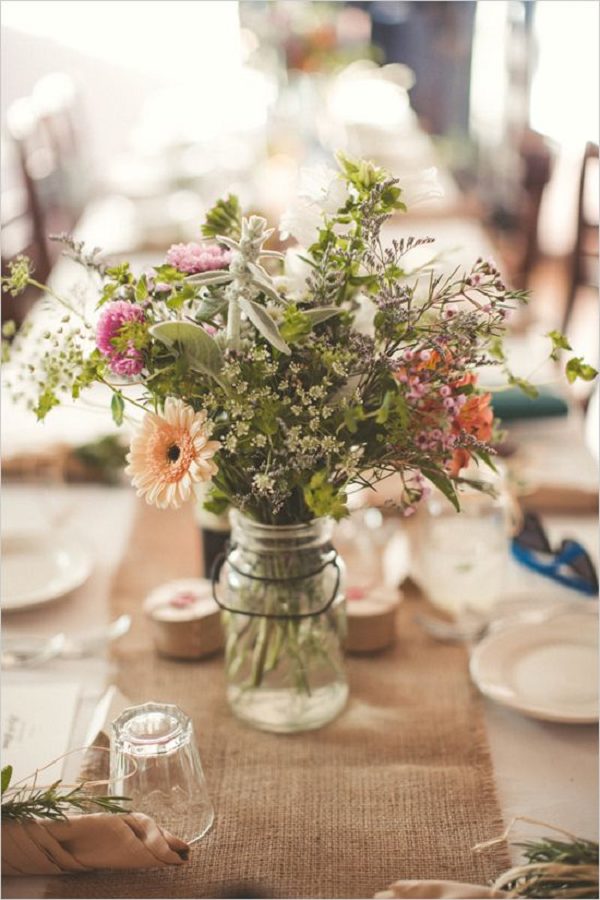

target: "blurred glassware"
[1,615,131,669]
[416,466,510,616]
[110,702,214,844]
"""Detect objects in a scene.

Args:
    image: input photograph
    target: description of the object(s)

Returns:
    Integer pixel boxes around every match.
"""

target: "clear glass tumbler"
[110,701,214,844]
[416,469,510,616]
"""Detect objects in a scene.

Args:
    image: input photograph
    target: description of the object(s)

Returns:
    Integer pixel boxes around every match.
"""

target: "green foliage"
[1,256,34,297]
[547,329,572,360]
[34,389,60,421]
[202,194,242,241]
[566,356,598,384]
[303,471,347,520]
[152,264,185,284]
[18,153,599,528]
[488,336,506,362]
[421,468,460,512]
[110,392,125,426]
[508,373,539,399]
[280,306,312,344]
[1,778,131,822]
[238,297,290,355]
[150,321,223,379]
[1,766,12,796]
[203,484,231,516]
[498,836,599,899]
[104,262,133,285]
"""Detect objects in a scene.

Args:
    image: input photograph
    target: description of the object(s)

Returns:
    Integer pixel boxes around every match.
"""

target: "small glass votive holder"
[110,701,214,844]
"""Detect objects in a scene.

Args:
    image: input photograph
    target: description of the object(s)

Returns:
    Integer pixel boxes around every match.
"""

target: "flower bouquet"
[4,154,595,733]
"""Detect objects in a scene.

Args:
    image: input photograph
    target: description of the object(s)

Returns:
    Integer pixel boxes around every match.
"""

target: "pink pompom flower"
[166,242,232,275]
[96,300,146,377]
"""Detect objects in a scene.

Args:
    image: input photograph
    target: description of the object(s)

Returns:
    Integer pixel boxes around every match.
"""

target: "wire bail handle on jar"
[210,543,342,620]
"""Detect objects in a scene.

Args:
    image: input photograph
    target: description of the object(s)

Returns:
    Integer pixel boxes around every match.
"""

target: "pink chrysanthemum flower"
[96,301,145,377]
[166,242,232,275]
[126,398,220,509]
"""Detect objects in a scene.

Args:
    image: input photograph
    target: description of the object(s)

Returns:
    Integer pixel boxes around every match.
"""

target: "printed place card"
[1,683,81,784]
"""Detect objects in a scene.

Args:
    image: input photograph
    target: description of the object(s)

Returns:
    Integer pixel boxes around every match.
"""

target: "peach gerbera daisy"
[126,398,220,509]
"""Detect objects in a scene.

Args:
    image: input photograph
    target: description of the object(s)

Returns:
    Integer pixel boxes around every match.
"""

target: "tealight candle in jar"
[144,578,224,660]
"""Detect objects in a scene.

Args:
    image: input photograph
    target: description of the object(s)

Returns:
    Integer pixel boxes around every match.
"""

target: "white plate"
[1,533,92,611]
[470,609,599,723]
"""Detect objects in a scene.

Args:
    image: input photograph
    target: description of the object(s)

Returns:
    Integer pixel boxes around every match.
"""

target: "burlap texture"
[46,500,509,899]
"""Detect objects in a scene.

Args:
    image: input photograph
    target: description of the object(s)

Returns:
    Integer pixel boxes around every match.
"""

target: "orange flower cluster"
[448,374,493,476]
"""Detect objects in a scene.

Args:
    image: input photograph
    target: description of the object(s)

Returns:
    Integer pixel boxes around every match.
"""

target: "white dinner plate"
[1,532,92,611]
[470,608,599,723]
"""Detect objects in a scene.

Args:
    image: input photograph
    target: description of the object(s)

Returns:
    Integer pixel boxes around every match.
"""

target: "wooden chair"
[2,76,89,327]
[518,128,555,287]
[562,141,599,334]
[1,114,51,328]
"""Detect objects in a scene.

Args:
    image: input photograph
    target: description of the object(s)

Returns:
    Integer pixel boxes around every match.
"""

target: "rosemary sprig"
[496,838,599,899]
[1,765,130,823]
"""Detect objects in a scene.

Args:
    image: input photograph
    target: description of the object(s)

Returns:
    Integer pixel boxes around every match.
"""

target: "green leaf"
[566,356,598,384]
[488,337,506,363]
[203,485,230,516]
[152,264,185,284]
[105,262,133,285]
[238,298,290,355]
[202,194,242,241]
[303,471,347,521]
[547,329,572,361]
[1,765,13,795]
[34,389,59,421]
[343,404,365,434]
[149,321,223,377]
[111,392,125,427]
[474,449,498,473]
[135,275,148,302]
[508,374,539,399]
[246,263,288,306]
[303,307,341,326]
[280,306,312,344]
[185,271,232,286]
[375,390,392,425]
[195,295,228,321]
[421,468,460,512]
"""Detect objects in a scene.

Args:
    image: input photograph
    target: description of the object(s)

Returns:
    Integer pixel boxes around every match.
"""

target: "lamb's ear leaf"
[149,321,223,376]
[303,307,341,326]
[246,263,290,306]
[238,298,290,355]
[185,271,232,286]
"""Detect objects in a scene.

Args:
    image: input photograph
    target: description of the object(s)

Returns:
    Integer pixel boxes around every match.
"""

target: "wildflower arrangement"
[3,153,595,526]
[5,154,598,727]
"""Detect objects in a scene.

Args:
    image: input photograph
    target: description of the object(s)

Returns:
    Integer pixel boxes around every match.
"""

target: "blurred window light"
[470,1,510,146]
[530,0,599,147]
[1,0,242,81]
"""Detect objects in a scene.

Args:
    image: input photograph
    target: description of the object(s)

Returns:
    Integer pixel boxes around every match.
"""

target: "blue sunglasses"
[511,512,599,597]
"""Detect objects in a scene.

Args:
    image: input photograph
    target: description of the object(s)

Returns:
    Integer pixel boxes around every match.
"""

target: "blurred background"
[1,0,598,464]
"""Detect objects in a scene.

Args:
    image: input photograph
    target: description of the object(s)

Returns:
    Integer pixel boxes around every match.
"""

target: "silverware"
[1,632,67,668]
[1,615,131,668]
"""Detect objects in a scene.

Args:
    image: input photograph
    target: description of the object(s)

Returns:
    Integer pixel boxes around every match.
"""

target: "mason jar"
[216,512,348,733]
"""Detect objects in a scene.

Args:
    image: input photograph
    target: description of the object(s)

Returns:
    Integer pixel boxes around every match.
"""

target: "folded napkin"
[374,880,507,898]
[1,812,190,876]
[491,387,568,421]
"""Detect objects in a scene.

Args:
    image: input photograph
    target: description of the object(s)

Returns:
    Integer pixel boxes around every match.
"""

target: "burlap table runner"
[46,500,509,899]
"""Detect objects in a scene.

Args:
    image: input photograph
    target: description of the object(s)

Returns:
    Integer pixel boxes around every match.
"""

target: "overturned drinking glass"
[110,701,214,844]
